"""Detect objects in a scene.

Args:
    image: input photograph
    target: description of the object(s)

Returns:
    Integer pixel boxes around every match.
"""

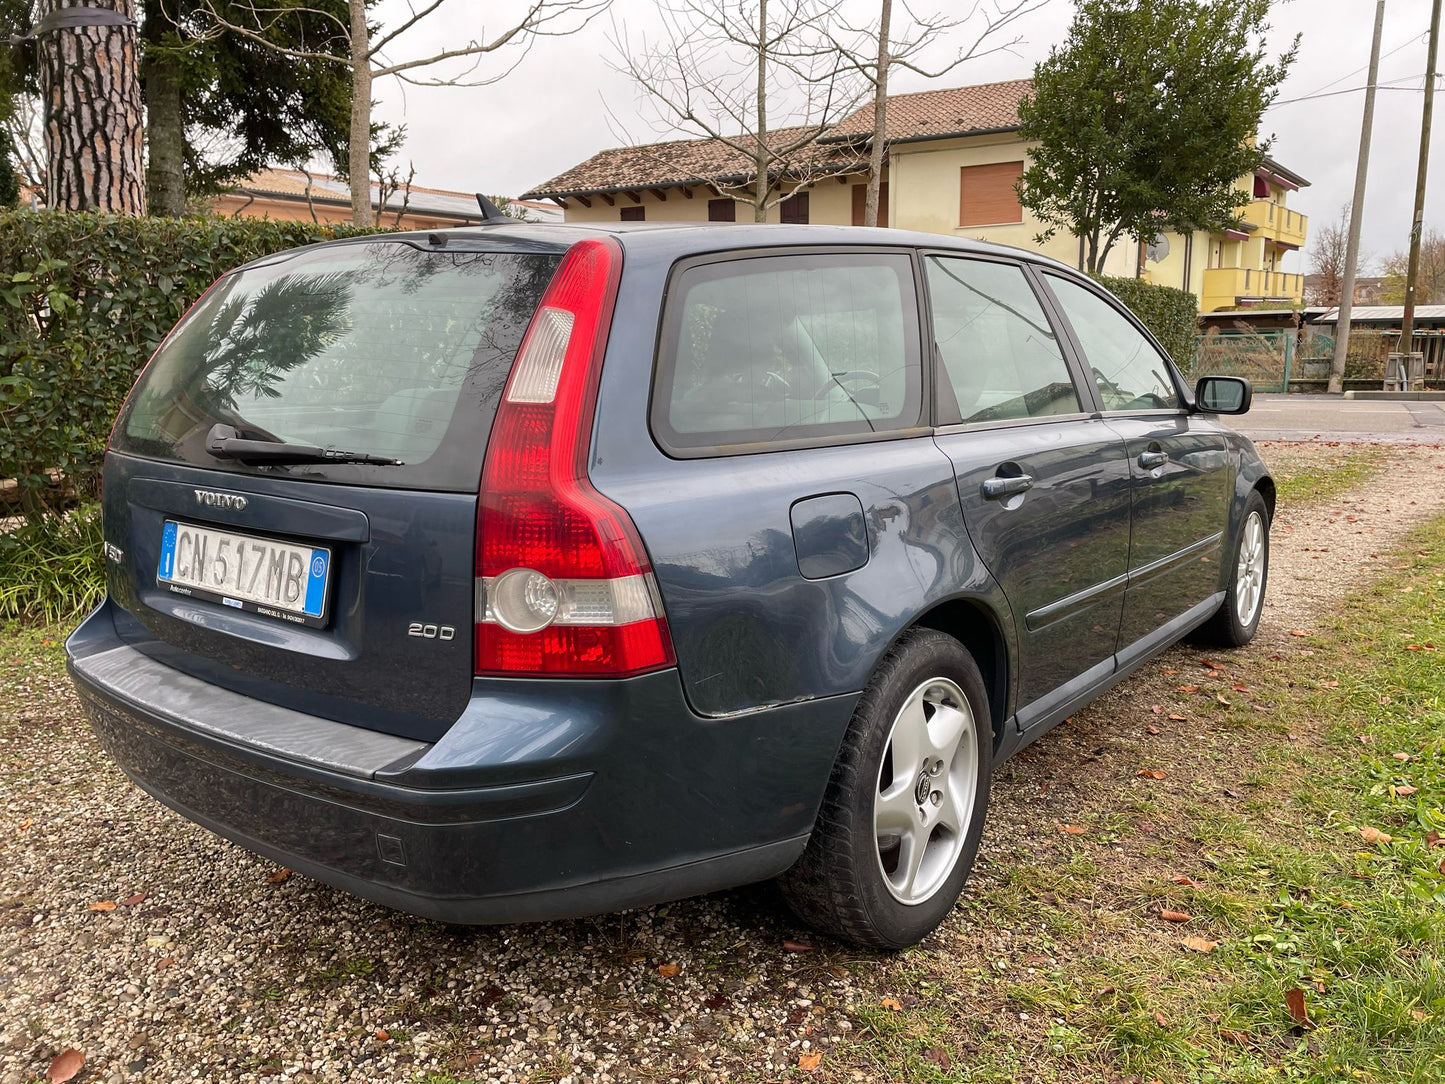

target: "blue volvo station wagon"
[67,222,1271,949]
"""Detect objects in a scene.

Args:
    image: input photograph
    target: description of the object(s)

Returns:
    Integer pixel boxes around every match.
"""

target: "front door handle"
[1138,450,1170,470]
[982,474,1034,499]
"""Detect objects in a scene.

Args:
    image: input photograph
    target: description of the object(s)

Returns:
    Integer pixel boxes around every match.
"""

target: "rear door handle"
[982,474,1034,499]
[1138,450,1170,470]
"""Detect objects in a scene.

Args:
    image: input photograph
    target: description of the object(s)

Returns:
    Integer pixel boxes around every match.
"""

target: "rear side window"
[653,252,923,453]
[926,256,1081,424]
[114,242,560,491]
[1043,274,1181,411]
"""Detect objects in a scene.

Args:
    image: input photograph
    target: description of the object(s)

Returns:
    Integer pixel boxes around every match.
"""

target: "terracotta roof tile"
[822,78,1034,144]
[522,127,864,200]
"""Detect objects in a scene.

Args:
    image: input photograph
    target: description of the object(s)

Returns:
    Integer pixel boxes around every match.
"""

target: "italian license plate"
[157,520,331,626]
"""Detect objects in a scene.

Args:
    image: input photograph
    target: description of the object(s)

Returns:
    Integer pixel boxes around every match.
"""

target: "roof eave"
[233,185,482,222]
[522,163,868,202]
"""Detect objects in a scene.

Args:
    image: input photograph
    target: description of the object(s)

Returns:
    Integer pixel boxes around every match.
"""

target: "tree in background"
[612,0,865,222]
[141,1,352,216]
[1018,0,1296,274]
[1306,204,1369,308]
[829,0,1043,229]
[34,0,145,213]
[1381,229,1445,306]
[196,0,609,226]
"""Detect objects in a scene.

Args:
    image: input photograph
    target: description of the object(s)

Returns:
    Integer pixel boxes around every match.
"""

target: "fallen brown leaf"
[657,963,680,978]
[1160,668,1179,675]
[120,892,148,907]
[1168,713,1188,721]
[1146,725,1162,735]
[17,817,31,831]
[797,1051,822,1072]
[1393,752,1412,762]
[1411,1010,1430,1023]
[1289,629,1308,637]
[46,1049,84,1083]
[1284,987,1308,1026]
[1198,659,1223,670]
[1230,683,1251,693]
[156,956,174,970]
[1219,1028,1252,1046]
[925,1047,952,1070]
[1182,936,1218,953]
[1160,909,1192,923]
[1137,769,1167,780]
[88,900,116,912]
[375,1028,390,1042]
[782,939,814,953]
[1360,825,1393,844]
[1059,824,1087,835]
[1154,1010,1169,1027]
[1177,684,1202,694]
[1392,785,1418,798]
[1170,875,1204,888]
[1320,680,1340,688]
[1150,704,1163,714]
[266,867,292,884]
[881,997,903,1011]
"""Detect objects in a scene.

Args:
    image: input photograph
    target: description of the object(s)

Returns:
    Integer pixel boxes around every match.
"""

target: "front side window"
[1043,274,1181,411]
[926,256,1080,424]
[654,253,922,452]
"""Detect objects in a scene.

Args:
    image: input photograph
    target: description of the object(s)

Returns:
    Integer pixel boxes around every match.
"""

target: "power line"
[1292,32,1426,100]
[1270,74,1435,109]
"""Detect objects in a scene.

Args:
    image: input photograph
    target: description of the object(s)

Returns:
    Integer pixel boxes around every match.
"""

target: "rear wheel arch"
[1253,476,1277,520]
[911,598,1010,752]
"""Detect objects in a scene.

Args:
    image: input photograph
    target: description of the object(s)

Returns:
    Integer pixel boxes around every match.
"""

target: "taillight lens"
[475,238,675,677]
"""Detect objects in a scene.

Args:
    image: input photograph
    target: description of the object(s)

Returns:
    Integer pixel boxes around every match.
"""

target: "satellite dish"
[1146,234,1170,263]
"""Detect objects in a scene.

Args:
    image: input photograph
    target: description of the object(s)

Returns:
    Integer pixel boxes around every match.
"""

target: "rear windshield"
[114,241,561,491]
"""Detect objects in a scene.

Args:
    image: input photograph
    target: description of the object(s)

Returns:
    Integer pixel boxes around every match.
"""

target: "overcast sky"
[371,0,1442,270]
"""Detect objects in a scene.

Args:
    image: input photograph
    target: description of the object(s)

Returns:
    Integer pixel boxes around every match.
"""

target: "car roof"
[295,221,1085,278]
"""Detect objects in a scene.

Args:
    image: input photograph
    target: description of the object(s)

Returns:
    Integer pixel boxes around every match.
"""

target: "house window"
[851,182,889,227]
[1253,175,1270,199]
[708,198,736,222]
[620,205,645,222]
[958,162,1024,227]
[779,192,809,224]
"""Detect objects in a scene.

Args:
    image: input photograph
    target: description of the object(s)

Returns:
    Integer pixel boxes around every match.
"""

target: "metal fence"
[1191,329,1295,392]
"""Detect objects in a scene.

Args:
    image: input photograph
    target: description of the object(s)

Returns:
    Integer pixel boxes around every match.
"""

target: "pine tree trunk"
[38,0,146,214]
[349,0,373,227]
[143,59,186,216]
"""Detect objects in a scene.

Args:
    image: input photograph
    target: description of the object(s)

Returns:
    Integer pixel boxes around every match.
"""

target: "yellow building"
[523,79,1309,312]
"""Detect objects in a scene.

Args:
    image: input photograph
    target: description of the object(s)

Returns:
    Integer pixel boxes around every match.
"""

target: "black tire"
[1193,489,1270,648]
[779,628,992,950]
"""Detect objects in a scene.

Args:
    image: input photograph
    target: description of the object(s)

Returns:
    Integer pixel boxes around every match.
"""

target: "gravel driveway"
[4,442,1444,1084]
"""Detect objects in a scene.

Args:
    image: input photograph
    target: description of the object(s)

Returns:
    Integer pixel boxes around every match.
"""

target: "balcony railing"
[1241,199,1308,248]
[1201,267,1304,309]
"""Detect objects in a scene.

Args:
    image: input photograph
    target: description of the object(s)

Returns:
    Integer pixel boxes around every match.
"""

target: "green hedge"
[0,211,377,516]
[1091,274,1199,372]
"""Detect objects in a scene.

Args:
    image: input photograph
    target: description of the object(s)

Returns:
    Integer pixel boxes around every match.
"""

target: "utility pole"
[1398,0,1442,380]
[1329,0,1387,395]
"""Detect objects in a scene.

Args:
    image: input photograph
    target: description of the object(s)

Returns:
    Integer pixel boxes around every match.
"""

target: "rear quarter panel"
[588,239,1013,719]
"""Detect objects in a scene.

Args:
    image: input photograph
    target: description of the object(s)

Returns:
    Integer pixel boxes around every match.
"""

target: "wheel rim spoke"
[926,702,968,760]
[1235,511,1266,626]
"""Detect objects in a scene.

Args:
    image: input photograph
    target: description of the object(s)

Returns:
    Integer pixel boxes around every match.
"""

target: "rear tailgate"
[104,238,563,743]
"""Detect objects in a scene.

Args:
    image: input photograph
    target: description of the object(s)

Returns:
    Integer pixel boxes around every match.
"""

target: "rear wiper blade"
[205,423,402,466]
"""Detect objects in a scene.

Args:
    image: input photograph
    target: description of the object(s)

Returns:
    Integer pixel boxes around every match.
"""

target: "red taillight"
[475,238,676,677]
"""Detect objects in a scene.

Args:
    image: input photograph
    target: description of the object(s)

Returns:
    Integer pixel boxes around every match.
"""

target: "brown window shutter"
[851,182,888,227]
[707,198,736,222]
[620,205,644,222]
[958,162,1023,227]
[780,192,809,224]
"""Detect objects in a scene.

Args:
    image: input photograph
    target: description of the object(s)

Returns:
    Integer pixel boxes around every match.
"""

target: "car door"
[1039,273,1231,657]
[924,254,1134,730]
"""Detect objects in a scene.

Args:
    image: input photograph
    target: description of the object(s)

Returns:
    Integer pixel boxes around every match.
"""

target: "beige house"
[523,79,1310,312]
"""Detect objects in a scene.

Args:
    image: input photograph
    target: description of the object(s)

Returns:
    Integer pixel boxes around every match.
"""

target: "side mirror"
[1194,375,1252,415]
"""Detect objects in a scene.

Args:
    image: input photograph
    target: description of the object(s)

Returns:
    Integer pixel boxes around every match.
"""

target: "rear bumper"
[67,601,855,923]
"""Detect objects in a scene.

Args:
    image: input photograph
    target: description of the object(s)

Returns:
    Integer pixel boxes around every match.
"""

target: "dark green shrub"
[0,503,105,622]
[0,210,377,517]
[1091,274,1199,371]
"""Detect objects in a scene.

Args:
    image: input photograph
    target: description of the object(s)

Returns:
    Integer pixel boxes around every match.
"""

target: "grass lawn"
[812,520,1445,1083]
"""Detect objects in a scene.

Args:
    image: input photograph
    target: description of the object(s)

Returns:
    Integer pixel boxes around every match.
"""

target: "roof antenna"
[474,193,508,222]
